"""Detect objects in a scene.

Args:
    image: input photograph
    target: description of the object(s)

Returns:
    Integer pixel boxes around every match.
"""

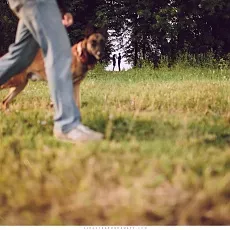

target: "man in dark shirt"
[0,0,103,142]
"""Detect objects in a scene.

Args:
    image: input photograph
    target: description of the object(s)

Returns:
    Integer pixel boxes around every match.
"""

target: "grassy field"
[0,66,230,225]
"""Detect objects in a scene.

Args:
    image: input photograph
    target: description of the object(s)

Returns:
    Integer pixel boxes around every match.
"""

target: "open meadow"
[0,66,230,225]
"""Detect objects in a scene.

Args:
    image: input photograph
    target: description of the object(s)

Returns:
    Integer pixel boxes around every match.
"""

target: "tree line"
[1,0,230,67]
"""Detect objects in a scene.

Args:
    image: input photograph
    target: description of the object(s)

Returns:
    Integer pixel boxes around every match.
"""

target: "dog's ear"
[97,26,108,38]
[84,24,97,37]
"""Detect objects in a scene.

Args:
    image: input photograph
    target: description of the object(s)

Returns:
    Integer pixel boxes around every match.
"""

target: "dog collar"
[77,42,88,64]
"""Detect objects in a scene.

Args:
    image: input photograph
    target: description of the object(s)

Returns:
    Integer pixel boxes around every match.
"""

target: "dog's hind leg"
[2,81,28,110]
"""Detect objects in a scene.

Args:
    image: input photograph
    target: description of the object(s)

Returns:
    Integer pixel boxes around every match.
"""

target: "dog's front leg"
[73,81,81,109]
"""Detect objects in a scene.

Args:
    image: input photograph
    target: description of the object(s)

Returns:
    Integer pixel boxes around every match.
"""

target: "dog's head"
[84,25,107,60]
[72,25,107,69]
[86,32,105,60]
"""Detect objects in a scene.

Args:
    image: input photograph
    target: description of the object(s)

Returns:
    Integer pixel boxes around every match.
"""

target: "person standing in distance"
[112,54,116,71]
[118,53,122,71]
[0,0,103,143]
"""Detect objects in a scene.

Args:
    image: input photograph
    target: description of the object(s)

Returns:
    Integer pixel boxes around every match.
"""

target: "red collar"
[79,50,88,64]
[76,42,88,64]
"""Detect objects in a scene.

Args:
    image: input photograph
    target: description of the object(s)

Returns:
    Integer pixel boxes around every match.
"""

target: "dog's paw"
[1,102,9,111]
[1,104,11,113]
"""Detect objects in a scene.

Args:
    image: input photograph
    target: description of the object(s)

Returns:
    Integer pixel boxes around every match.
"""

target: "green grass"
[0,66,230,225]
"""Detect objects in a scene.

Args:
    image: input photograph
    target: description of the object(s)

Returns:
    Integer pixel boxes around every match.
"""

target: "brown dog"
[0,28,106,110]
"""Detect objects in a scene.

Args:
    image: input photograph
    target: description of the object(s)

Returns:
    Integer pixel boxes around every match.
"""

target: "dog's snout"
[96,51,104,60]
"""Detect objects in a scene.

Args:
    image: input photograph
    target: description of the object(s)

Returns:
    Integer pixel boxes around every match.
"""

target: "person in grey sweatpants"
[0,0,103,142]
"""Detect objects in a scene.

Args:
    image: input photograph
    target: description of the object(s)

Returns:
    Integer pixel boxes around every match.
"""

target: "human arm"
[56,0,74,27]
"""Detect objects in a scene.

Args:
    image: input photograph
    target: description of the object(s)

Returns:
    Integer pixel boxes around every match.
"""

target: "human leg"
[7,0,103,141]
[0,19,39,85]
[9,0,80,132]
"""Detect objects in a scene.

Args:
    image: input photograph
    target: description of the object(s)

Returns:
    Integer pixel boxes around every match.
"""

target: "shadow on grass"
[1,110,230,147]
[87,115,230,147]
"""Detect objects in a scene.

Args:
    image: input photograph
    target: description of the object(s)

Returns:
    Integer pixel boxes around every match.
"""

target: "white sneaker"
[77,124,104,139]
[54,124,103,143]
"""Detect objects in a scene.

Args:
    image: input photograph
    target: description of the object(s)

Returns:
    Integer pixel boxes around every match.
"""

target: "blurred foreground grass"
[0,66,230,225]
